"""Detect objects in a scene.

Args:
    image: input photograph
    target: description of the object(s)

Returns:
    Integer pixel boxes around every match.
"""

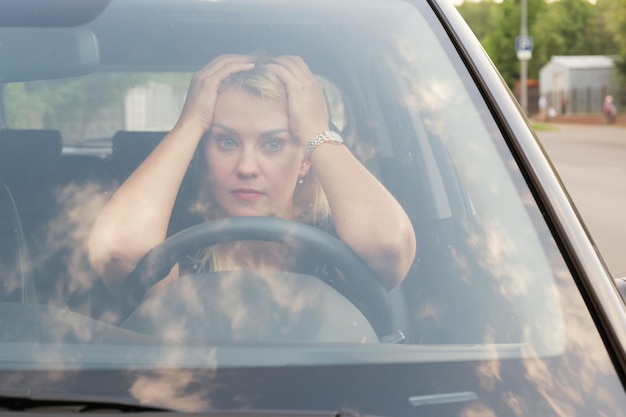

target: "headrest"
[111,131,168,178]
[0,129,62,179]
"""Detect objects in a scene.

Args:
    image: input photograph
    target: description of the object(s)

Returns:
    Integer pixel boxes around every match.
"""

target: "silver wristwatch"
[304,130,344,161]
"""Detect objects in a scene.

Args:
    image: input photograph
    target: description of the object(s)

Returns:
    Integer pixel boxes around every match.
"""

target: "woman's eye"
[217,138,237,149]
[264,140,283,152]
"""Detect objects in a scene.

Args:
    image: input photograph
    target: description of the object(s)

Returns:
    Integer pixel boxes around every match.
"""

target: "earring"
[297,173,304,184]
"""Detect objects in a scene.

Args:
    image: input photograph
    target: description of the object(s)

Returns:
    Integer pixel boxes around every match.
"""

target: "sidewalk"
[534,121,626,147]
[534,113,626,126]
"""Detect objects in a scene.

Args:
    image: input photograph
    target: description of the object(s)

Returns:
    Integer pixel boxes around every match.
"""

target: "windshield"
[1,0,625,416]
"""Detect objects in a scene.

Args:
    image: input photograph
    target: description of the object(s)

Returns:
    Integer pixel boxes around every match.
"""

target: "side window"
[2,73,190,145]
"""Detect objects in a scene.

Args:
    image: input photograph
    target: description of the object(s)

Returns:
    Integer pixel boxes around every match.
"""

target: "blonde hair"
[190,56,332,271]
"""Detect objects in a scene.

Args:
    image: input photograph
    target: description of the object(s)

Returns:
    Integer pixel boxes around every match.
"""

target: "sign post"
[517,0,531,114]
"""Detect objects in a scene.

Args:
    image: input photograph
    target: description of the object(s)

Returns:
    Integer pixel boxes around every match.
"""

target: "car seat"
[0,182,36,303]
[0,129,63,304]
[111,130,197,234]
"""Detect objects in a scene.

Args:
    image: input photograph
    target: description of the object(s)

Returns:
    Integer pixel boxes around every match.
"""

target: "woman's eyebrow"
[211,123,240,137]
[259,129,291,138]
[211,124,290,139]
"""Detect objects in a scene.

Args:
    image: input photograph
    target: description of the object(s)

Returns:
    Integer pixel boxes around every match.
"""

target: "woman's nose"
[236,148,260,178]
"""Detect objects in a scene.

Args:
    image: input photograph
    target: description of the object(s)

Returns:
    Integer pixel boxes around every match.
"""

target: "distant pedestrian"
[603,95,616,124]
[538,95,547,121]
[560,94,567,115]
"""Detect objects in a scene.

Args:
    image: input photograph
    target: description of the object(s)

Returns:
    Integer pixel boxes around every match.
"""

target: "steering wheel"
[119,217,394,337]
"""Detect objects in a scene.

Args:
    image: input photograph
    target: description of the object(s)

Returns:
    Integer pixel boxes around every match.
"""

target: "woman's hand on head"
[177,55,255,133]
[266,56,330,145]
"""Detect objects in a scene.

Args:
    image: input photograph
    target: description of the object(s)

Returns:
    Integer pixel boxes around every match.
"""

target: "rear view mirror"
[0,27,99,82]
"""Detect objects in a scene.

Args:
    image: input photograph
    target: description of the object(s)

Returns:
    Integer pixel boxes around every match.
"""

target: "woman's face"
[204,88,309,219]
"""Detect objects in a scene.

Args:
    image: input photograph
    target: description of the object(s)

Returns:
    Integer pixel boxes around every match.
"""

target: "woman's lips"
[231,189,264,201]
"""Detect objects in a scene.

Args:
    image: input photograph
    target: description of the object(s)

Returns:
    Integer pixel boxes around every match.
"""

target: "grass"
[531,122,560,131]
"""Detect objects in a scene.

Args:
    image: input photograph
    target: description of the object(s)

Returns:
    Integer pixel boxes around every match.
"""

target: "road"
[536,124,626,278]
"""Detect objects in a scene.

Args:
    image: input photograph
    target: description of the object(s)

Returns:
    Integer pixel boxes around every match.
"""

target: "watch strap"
[304,131,344,161]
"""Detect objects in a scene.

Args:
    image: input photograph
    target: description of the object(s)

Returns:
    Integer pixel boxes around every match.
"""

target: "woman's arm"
[309,144,417,289]
[89,55,255,295]
[268,56,416,289]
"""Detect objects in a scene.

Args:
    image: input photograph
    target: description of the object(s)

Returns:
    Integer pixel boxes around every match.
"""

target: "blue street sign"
[516,35,533,60]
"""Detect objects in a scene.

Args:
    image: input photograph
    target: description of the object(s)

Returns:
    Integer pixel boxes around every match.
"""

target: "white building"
[125,81,186,131]
[539,55,617,114]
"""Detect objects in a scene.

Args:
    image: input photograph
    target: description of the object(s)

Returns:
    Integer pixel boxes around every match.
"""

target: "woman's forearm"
[311,144,417,289]
[89,122,204,293]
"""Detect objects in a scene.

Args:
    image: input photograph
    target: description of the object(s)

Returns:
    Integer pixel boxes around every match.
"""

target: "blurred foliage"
[456,0,624,87]
[3,72,190,135]
[606,0,626,78]
[4,74,143,129]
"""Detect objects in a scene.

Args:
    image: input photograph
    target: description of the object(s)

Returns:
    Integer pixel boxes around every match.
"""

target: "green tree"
[605,0,626,79]
[585,0,619,57]
[481,0,546,88]
[464,0,619,87]
[530,0,614,79]
[456,0,500,41]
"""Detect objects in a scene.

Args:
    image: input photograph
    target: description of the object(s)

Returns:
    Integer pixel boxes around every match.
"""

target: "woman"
[89,54,416,297]
[603,95,616,124]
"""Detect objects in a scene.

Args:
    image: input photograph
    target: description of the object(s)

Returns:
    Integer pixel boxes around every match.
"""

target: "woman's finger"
[266,58,329,144]
[178,55,255,131]
[271,56,319,90]
[275,55,315,79]
[196,54,254,80]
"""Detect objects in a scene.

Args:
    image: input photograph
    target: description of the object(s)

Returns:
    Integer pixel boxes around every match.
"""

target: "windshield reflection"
[130,369,213,411]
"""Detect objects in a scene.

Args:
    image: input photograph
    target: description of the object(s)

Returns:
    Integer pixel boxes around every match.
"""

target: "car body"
[1,0,626,416]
